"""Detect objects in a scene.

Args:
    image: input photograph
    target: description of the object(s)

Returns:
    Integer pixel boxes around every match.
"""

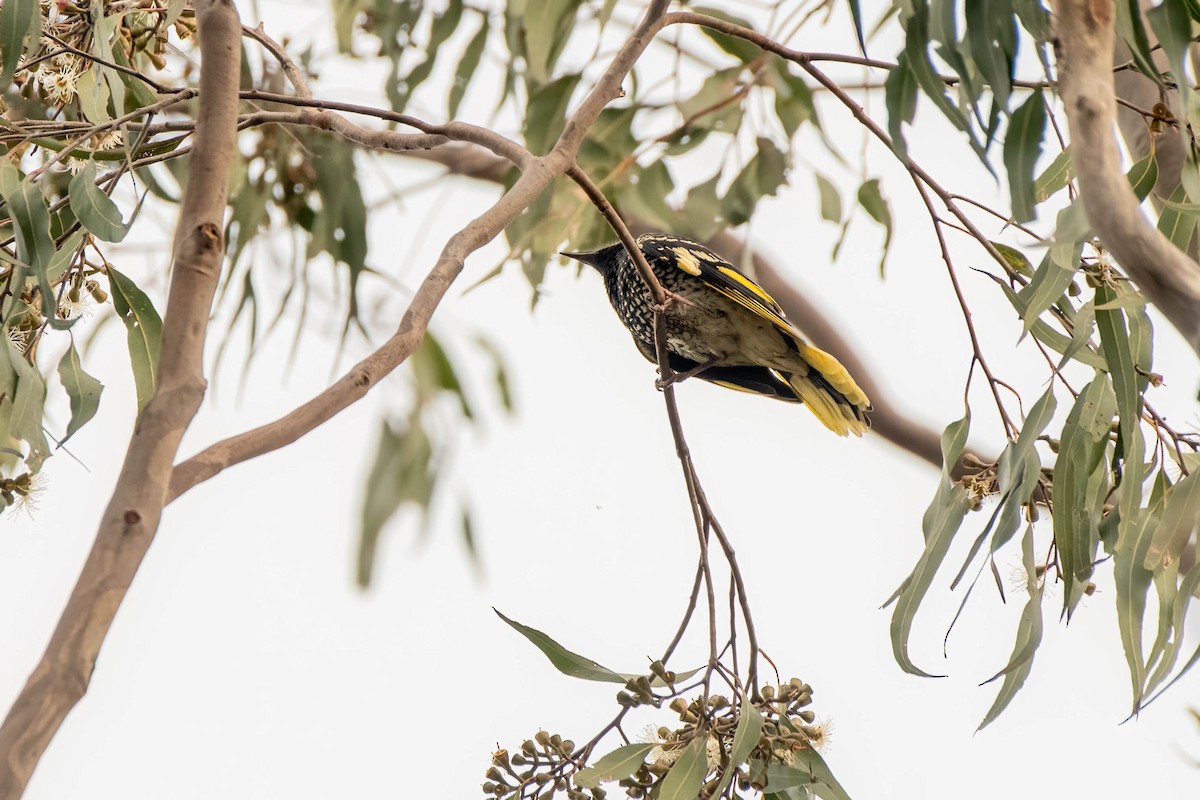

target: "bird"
[561,233,871,436]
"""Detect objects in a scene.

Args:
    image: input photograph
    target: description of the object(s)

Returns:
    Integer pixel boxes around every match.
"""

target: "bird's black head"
[560,242,626,274]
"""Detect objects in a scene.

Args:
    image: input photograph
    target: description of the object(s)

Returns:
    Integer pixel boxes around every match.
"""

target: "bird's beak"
[560,249,605,269]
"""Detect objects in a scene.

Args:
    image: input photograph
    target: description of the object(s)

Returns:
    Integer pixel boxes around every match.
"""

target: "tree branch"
[1054,0,1200,357]
[0,2,244,796]
[169,2,675,499]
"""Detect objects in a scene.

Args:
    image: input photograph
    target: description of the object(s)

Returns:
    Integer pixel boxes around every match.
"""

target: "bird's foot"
[656,357,722,390]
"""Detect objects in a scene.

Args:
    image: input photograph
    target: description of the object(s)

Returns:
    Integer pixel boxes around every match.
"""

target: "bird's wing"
[637,234,871,409]
[638,234,797,341]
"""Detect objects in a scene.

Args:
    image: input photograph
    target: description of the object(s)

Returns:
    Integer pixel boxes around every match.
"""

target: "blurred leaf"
[412,332,473,418]
[56,340,103,445]
[1053,375,1117,614]
[358,417,433,587]
[1157,184,1199,252]
[6,340,49,472]
[978,524,1044,729]
[884,51,918,160]
[69,160,130,242]
[1126,151,1159,202]
[683,173,723,240]
[887,413,972,677]
[966,0,1017,115]
[1003,90,1045,223]
[621,160,677,232]
[90,9,126,119]
[449,14,489,118]
[525,0,581,84]
[815,174,842,223]
[856,178,893,275]
[525,73,582,155]
[657,736,708,800]
[494,608,624,682]
[770,61,816,139]
[574,744,656,789]
[679,67,744,136]
[694,6,760,62]
[0,0,39,85]
[227,177,270,269]
[107,267,163,414]
[1013,0,1052,39]
[990,277,1106,369]
[1116,0,1165,87]
[1034,147,1072,203]
[847,0,867,53]
[989,242,1033,277]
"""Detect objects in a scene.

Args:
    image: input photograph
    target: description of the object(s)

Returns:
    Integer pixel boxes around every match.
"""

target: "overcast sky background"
[2,1,1200,798]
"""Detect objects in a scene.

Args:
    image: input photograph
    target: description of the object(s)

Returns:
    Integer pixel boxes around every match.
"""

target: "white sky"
[2,1,1199,798]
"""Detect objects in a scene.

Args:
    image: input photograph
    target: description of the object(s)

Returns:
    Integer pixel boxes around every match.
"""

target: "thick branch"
[1054,0,1200,357]
[0,2,243,796]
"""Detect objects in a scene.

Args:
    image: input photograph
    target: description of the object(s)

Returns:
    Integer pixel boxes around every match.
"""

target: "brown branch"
[169,1,674,500]
[1054,0,1200,357]
[0,2,244,796]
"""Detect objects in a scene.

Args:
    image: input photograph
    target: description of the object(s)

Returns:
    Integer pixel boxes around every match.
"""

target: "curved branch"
[1054,0,1200,357]
[169,1,674,500]
[0,2,244,796]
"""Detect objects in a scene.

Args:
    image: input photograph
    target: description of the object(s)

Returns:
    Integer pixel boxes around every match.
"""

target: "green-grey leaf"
[887,412,972,677]
[884,50,918,160]
[574,743,655,789]
[525,73,582,155]
[106,267,163,413]
[0,0,39,85]
[0,162,55,274]
[449,15,489,118]
[1116,0,1166,87]
[815,173,842,223]
[1003,90,1046,223]
[494,608,624,682]
[69,160,130,242]
[6,340,49,472]
[1053,375,1117,612]
[978,525,1045,729]
[657,736,708,800]
[711,699,764,799]
[1034,147,1072,202]
[56,341,103,444]
[857,178,893,275]
[766,748,853,800]
[1144,469,1200,572]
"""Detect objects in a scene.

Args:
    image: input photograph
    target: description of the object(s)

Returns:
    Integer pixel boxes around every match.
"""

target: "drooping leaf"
[56,341,103,444]
[106,267,163,413]
[1116,0,1166,87]
[711,699,764,799]
[0,0,39,85]
[1033,147,1072,203]
[856,178,893,275]
[1003,89,1046,223]
[1113,471,1167,712]
[887,413,973,677]
[657,736,709,800]
[884,50,918,160]
[494,608,625,682]
[524,0,581,84]
[693,7,760,63]
[449,14,489,118]
[1144,469,1200,573]
[815,173,842,223]
[966,0,1018,115]
[765,748,853,800]
[574,743,656,789]
[69,160,130,242]
[6,340,49,472]
[357,416,433,587]
[524,73,582,155]
[1053,375,1118,613]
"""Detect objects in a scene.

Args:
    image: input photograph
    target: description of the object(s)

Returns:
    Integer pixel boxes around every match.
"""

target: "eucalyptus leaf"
[69,160,130,242]
[56,341,103,444]
[574,743,655,789]
[107,267,163,413]
[494,608,624,682]
[657,736,708,800]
